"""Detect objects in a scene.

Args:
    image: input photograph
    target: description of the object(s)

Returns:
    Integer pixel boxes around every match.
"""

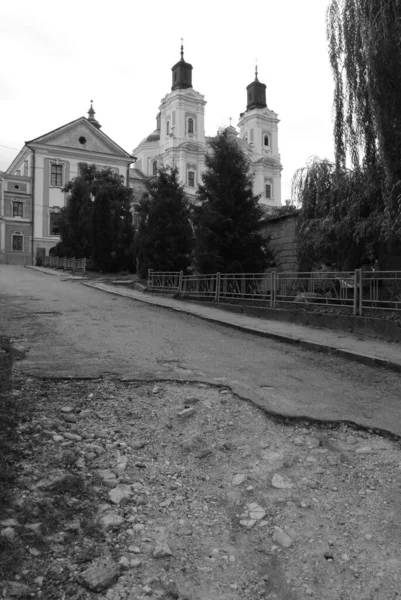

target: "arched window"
[188,118,194,134]
[152,160,157,176]
[167,121,170,135]
[264,135,269,147]
[265,184,272,199]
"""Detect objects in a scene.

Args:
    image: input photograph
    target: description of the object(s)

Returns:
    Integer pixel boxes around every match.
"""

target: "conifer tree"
[193,129,272,273]
[136,167,193,279]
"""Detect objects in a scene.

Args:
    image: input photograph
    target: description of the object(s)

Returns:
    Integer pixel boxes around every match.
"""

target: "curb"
[82,281,401,375]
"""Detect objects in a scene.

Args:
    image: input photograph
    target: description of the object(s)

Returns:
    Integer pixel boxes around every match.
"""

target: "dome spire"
[171,41,193,91]
[246,65,267,111]
[87,100,101,129]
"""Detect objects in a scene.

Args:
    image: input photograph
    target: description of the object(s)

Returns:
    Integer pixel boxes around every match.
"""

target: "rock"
[153,541,173,558]
[109,484,131,505]
[130,440,146,450]
[177,407,196,418]
[87,443,105,455]
[129,546,141,553]
[62,413,77,424]
[61,406,75,413]
[0,518,18,527]
[152,385,161,394]
[272,526,293,548]
[260,450,284,466]
[240,519,256,528]
[247,503,266,520]
[5,581,30,597]
[130,558,142,568]
[182,433,204,450]
[52,434,64,443]
[98,511,124,530]
[195,448,213,459]
[355,446,374,454]
[272,474,293,489]
[232,474,247,486]
[99,469,118,487]
[119,556,130,570]
[63,432,83,441]
[133,523,145,531]
[115,454,128,475]
[1,527,16,541]
[77,556,120,592]
[184,396,201,405]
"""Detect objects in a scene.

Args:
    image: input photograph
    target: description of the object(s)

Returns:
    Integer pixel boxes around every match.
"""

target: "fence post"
[178,271,183,295]
[148,269,153,289]
[83,258,86,273]
[215,272,221,302]
[358,268,363,316]
[269,272,274,308]
[272,271,277,307]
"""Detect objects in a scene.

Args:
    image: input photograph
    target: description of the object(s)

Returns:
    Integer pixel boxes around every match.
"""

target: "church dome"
[171,42,193,91]
[246,67,267,111]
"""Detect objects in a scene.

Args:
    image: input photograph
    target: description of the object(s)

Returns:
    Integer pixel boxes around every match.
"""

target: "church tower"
[132,43,207,201]
[157,42,207,198]
[238,67,282,207]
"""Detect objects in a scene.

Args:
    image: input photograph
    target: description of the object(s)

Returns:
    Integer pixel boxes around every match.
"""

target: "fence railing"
[148,269,401,315]
[41,256,87,273]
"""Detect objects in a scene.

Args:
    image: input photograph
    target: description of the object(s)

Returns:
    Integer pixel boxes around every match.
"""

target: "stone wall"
[259,214,298,272]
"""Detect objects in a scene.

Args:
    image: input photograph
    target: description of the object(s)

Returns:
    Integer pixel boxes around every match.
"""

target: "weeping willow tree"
[295,0,401,269]
[327,0,401,220]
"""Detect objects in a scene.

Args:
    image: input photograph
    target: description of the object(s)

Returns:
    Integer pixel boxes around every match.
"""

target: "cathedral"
[0,46,283,266]
[132,44,283,208]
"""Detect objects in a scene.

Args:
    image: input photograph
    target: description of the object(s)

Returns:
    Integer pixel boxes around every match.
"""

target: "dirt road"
[0,265,401,600]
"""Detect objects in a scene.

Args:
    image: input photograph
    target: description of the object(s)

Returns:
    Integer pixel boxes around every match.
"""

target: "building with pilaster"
[0,104,134,265]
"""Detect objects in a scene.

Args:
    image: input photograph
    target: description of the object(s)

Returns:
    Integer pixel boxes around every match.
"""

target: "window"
[166,121,170,135]
[188,118,194,134]
[264,135,269,147]
[51,163,63,187]
[188,171,195,187]
[49,209,61,236]
[12,234,23,251]
[265,184,272,199]
[13,202,23,217]
[152,160,157,176]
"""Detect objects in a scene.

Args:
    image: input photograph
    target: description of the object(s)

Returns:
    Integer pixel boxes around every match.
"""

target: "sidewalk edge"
[82,281,401,375]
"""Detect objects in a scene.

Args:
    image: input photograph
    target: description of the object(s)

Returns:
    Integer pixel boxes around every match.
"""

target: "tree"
[293,157,384,270]
[60,163,135,272]
[135,167,193,279]
[193,129,273,273]
[327,0,401,238]
[59,166,94,258]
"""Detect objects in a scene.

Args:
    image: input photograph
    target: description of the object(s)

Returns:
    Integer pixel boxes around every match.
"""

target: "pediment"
[27,118,132,159]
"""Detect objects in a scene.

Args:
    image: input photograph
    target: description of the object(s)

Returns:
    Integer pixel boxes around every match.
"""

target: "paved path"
[1,265,401,437]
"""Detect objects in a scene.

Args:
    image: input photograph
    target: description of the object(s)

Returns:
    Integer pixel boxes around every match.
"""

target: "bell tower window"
[265,184,272,199]
[188,118,194,134]
[166,121,170,135]
[264,135,269,147]
[187,171,195,187]
[152,161,157,176]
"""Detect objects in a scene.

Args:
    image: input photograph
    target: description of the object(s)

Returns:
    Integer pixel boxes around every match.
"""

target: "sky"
[0,0,335,202]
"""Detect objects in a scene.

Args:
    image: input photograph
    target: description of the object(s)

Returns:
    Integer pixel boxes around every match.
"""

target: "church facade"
[132,46,282,208]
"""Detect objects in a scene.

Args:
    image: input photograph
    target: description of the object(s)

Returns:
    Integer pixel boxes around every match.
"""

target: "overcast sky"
[0,0,334,202]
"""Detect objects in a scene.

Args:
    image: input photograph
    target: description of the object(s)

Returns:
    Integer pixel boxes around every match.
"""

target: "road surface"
[0,265,400,435]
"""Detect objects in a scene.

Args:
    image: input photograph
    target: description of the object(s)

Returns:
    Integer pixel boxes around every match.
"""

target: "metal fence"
[41,256,87,273]
[148,268,401,315]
